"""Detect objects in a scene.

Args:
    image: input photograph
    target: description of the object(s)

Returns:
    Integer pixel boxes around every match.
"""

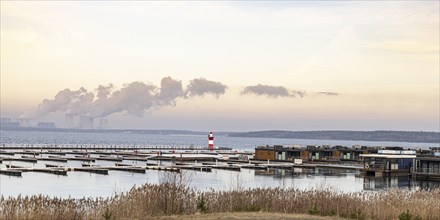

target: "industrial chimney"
[65,114,74,128]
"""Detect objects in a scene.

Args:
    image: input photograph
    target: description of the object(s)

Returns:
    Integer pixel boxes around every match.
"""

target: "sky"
[1,1,439,132]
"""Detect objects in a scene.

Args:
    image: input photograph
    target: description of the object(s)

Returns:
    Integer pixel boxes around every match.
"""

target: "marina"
[1,131,439,198]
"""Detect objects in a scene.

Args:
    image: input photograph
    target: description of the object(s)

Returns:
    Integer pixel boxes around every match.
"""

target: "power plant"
[79,116,94,129]
[65,114,74,128]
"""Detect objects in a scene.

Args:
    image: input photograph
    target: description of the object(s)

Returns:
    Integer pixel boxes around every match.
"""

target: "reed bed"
[1,184,439,220]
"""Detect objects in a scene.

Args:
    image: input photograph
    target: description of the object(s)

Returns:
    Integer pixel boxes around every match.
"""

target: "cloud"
[241,84,306,98]
[186,78,228,98]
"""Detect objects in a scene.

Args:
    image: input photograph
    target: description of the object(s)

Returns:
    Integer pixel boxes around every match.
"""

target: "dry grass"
[1,179,440,220]
[149,212,346,220]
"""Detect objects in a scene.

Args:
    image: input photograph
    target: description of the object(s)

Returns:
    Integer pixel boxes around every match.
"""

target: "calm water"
[1,130,438,151]
[0,130,439,198]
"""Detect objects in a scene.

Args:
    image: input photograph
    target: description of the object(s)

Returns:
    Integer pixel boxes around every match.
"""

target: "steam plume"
[27,77,227,119]
[186,78,227,98]
[241,84,306,98]
[316,92,339,96]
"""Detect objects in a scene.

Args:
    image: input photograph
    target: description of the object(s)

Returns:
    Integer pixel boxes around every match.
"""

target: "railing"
[413,168,440,175]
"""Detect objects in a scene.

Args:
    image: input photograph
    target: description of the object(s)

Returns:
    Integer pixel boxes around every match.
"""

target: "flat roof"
[360,154,416,159]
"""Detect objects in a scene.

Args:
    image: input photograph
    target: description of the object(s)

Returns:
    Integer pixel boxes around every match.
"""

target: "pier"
[0,145,438,181]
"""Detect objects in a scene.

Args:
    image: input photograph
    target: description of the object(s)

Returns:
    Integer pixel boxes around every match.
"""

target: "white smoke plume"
[156,77,184,106]
[27,77,227,119]
[28,88,91,119]
[241,84,306,98]
[316,92,339,96]
[186,78,227,98]
[90,81,158,118]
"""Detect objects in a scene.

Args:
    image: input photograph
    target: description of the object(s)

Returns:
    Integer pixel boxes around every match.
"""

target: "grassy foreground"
[1,182,439,220]
[152,212,345,219]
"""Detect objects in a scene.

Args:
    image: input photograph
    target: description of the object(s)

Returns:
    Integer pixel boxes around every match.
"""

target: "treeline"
[228,130,440,144]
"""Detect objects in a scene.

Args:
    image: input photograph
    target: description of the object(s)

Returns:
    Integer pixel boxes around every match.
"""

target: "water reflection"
[256,168,355,179]
[363,175,440,191]
[254,167,440,191]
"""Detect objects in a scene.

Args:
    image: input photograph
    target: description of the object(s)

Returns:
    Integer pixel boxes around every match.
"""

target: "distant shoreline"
[229,130,440,144]
[1,127,439,144]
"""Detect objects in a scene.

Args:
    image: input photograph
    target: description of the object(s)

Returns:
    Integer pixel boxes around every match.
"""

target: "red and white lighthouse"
[208,132,214,150]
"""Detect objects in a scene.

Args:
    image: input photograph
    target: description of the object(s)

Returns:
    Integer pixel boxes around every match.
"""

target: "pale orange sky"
[1,1,439,131]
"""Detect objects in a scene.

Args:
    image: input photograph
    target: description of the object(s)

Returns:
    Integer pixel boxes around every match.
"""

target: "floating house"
[306,145,340,161]
[339,148,370,161]
[254,145,308,161]
[412,154,440,181]
[360,150,416,176]
[254,145,376,162]
[254,145,277,160]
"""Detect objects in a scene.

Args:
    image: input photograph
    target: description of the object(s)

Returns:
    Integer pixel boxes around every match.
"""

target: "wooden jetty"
[240,164,268,170]
[175,162,193,166]
[115,162,133,166]
[0,169,22,176]
[64,167,108,175]
[31,168,67,175]
[0,151,14,155]
[93,151,140,157]
[45,164,64,168]
[38,157,68,162]
[211,165,241,171]
[6,164,27,169]
[149,156,216,162]
[81,163,100,167]
[123,156,152,162]
[95,156,123,162]
[106,166,146,173]
[145,165,180,172]
[45,151,66,155]
[0,157,38,163]
[20,152,40,156]
[172,165,211,172]
[68,157,96,162]
[48,155,64,158]
[4,167,67,176]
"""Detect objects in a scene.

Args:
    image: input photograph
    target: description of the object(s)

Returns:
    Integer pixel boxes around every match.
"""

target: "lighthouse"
[208,132,214,150]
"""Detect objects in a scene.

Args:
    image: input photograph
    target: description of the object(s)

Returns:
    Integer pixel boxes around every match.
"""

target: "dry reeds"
[1,183,439,219]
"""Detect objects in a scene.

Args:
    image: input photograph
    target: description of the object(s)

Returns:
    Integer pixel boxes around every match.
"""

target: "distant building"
[0,117,20,128]
[1,118,12,123]
[37,122,56,129]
